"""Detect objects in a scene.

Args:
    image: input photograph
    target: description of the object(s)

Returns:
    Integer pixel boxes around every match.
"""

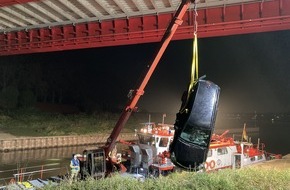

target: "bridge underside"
[0,0,290,56]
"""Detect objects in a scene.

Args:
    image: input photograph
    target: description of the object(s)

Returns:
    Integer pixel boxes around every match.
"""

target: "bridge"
[0,0,289,56]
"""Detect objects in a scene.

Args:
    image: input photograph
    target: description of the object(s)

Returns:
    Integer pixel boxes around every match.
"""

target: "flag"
[242,123,248,141]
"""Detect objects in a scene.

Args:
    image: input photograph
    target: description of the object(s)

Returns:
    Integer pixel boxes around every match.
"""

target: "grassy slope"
[41,168,290,190]
[0,109,147,136]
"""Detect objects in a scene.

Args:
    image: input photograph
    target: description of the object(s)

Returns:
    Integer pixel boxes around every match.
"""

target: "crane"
[79,0,196,177]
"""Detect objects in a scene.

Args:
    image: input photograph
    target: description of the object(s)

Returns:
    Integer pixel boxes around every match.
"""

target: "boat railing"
[252,142,265,151]
[0,163,68,186]
[14,166,67,182]
[0,178,10,188]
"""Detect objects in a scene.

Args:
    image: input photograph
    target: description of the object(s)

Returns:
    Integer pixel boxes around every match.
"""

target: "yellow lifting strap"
[188,33,199,93]
[180,33,199,113]
[179,2,199,113]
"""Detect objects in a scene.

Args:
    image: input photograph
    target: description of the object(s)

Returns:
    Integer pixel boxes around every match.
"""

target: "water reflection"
[0,145,98,165]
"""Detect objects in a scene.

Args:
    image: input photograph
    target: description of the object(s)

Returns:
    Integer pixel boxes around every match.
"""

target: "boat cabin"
[137,122,174,154]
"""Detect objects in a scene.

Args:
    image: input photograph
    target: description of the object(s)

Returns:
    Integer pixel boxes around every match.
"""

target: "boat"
[137,122,175,155]
[204,130,267,171]
[131,122,280,173]
[119,122,176,177]
[0,177,61,190]
[0,164,65,190]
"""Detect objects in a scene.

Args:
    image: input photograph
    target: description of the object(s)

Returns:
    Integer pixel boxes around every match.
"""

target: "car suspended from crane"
[77,0,221,177]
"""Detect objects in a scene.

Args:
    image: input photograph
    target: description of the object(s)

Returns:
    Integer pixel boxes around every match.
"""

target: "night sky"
[137,29,290,114]
[2,29,290,114]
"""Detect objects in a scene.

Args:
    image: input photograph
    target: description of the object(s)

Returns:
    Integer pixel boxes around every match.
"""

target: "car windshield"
[180,125,211,147]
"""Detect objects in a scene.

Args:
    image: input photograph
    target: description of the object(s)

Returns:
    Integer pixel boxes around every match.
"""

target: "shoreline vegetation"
[40,168,290,190]
[0,108,153,137]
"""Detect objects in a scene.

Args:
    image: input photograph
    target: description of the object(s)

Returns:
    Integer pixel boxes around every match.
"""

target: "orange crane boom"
[104,0,195,157]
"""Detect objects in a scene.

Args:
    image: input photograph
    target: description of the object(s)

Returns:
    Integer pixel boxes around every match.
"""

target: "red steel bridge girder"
[1,0,290,56]
[0,0,40,7]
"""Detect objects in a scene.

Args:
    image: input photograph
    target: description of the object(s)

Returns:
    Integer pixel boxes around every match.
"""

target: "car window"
[180,125,210,146]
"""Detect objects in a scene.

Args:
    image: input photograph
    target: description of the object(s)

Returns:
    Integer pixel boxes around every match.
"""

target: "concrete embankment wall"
[0,128,259,152]
[0,133,137,152]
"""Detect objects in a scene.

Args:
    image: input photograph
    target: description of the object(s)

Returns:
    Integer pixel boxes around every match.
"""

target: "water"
[216,113,290,155]
[0,145,97,186]
[259,120,290,155]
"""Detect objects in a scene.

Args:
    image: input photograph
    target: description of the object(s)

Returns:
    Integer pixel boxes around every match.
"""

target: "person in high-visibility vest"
[70,154,80,182]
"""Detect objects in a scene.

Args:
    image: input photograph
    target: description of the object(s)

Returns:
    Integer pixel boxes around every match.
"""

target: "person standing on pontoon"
[70,154,80,181]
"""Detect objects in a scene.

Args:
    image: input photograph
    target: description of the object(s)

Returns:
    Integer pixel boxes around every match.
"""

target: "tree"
[18,89,37,107]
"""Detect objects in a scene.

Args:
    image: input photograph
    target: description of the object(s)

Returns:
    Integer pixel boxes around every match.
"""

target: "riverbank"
[0,133,137,152]
[43,167,290,190]
[253,154,290,170]
[0,131,16,139]
[0,109,164,137]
